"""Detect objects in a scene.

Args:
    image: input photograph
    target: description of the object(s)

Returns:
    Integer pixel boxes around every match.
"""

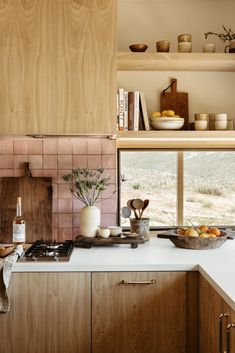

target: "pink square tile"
[102,184,117,199]
[72,228,80,239]
[52,199,58,213]
[0,155,13,169]
[102,155,116,169]
[14,155,28,169]
[43,155,57,169]
[101,139,116,154]
[0,169,14,177]
[72,155,87,168]
[58,214,72,228]
[14,169,25,177]
[72,214,80,227]
[43,170,58,179]
[72,199,84,213]
[107,169,117,183]
[30,170,43,177]
[52,183,58,198]
[58,184,72,199]
[58,228,73,241]
[87,139,102,155]
[72,139,87,154]
[101,199,117,214]
[14,139,28,154]
[101,214,117,227]
[43,139,58,154]
[52,228,58,242]
[0,139,13,154]
[58,139,72,154]
[29,155,43,169]
[28,140,43,154]
[58,155,72,169]
[53,214,59,228]
[87,155,102,169]
[58,169,71,184]
[58,199,72,213]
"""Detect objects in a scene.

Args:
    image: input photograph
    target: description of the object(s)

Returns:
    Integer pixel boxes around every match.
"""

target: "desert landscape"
[120,151,235,227]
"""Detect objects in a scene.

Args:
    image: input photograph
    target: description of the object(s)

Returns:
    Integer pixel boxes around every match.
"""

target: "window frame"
[117,147,235,229]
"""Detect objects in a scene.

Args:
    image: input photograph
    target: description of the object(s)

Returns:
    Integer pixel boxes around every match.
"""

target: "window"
[118,150,235,228]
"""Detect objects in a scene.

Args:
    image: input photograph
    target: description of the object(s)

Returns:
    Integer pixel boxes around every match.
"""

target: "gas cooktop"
[19,240,74,262]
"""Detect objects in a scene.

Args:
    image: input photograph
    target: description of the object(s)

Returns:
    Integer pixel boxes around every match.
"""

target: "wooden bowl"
[158,229,230,250]
[129,44,148,52]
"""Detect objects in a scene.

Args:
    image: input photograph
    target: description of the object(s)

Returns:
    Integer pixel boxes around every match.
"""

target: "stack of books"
[117,88,150,131]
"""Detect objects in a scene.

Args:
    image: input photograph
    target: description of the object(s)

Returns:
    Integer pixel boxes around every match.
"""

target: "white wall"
[117,0,235,122]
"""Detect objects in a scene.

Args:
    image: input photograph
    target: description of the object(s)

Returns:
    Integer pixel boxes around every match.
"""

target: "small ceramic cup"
[97,227,110,238]
[195,120,208,131]
[156,40,170,52]
[178,34,192,42]
[194,113,209,121]
[178,42,192,53]
[203,43,216,53]
[214,113,227,130]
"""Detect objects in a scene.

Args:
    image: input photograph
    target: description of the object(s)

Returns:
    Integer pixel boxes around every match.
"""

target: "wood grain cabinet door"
[92,272,187,353]
[0,272,91,353]
[223,301,235,353]
[0,0,116,135]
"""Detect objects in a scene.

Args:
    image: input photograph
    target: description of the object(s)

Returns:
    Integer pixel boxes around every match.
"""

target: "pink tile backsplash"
[0,137,117,241]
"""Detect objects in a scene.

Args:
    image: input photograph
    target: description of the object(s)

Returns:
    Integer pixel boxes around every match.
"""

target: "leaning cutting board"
[160,78,189,130]
[0,163,52,244]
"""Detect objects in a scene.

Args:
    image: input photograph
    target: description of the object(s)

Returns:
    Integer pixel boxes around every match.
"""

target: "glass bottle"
[13,197,25,245]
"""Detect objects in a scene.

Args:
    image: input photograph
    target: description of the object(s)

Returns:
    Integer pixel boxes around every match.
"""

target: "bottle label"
[13,224,25,242]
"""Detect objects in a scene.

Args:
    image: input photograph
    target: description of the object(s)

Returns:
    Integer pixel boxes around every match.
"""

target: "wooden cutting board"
[0,163,52,244]
[160,78,189,130]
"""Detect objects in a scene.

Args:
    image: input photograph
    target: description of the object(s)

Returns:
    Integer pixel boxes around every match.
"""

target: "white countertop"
[13,237,235,310]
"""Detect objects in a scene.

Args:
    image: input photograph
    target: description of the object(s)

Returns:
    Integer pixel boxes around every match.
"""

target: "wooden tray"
[75,234,146,249]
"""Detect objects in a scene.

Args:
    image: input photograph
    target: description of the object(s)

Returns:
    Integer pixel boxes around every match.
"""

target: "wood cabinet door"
[0,272,91,353]
[0,0,116,135]
[222,301,235,353]
[92,272,187,353]
[199,275,224,353]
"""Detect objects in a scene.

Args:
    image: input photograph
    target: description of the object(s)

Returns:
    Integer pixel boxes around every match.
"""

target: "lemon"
[151,111,161,118]
[161,110,168,116]
[167,110,175,117]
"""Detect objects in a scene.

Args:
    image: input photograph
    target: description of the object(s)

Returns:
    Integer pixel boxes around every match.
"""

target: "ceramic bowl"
[129,44,148,52]
[97,227,110,238]
[150,117,184,130]
[108,226,122,236]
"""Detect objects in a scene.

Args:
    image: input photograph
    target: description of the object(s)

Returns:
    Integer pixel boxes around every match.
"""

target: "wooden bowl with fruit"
[157,226,232,250]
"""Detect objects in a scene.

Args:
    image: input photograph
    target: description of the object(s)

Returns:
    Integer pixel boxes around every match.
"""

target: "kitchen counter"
[13,237,235,310]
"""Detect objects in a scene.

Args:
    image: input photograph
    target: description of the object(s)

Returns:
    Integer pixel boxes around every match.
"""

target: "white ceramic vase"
[80,206,100,237]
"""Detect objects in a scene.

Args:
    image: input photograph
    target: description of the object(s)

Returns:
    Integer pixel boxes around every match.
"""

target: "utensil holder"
[130,218,150,240]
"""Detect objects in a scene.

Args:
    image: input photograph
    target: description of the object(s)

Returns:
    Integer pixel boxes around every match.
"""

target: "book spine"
[128,91,134,130]
[133,91,140,131]
[140,92,150,131]
[123,91,128,131]
[118,88,124,131]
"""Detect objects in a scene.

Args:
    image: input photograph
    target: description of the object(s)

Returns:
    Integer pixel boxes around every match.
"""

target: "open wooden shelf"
[117,52,235,72]
[116,130,235,148]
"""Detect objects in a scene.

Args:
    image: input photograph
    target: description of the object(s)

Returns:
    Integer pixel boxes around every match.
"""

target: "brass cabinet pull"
[219,313,229,353]
[226,323,235,353]
[121,279,156,285]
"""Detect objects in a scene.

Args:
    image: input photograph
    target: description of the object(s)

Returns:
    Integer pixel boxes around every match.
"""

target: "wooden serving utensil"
[127,199,139,219]
[140,199,149,218]
[132,199,144,219]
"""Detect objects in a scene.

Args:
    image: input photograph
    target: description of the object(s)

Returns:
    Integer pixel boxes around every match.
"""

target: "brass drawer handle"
[226,323,235,353]
[121,279,156,285]
[219,313,229,353]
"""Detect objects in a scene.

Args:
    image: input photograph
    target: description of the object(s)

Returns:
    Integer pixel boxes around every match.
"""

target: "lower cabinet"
[92,272,187,353]
[0,272,91,353]
[199,275,235,353]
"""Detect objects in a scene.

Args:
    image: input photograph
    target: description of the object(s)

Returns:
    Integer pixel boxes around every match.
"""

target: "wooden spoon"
[132,199,144,219]
[140,199,149,218]
[127,199,139,219]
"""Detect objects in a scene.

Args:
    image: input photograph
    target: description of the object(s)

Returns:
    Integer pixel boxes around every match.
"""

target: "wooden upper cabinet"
[0,0,117,135]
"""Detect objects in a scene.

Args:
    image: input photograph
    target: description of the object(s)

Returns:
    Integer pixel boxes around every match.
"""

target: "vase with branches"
[63,166,111,237]
[204,25,235,52]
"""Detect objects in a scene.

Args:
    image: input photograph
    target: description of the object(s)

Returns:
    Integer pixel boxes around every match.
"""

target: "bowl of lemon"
[150,110,184,130]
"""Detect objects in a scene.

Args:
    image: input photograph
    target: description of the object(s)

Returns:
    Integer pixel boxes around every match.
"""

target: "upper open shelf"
[117,52,235,72]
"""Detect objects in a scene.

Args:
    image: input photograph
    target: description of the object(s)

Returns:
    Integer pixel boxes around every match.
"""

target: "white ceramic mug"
[178,42,192,53]
[203,43,216,53]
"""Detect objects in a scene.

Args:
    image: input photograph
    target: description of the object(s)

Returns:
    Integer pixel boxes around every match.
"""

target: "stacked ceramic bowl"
[194,113,208,131]
[214,113,227,130]
[178,34,192,53]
